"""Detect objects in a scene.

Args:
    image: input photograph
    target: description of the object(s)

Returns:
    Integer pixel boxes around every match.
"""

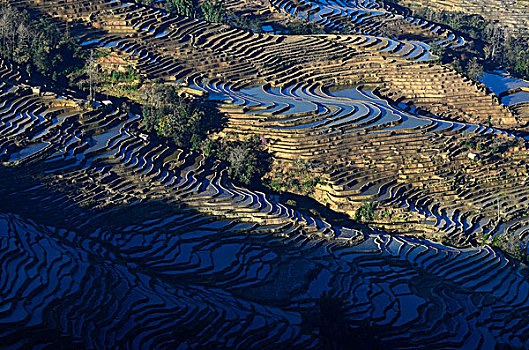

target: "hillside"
[1,0,529,348]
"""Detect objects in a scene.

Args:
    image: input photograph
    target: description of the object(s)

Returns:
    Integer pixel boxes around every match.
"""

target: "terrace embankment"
[6,0,518,128]
[270,0,466,48]
[2,66,529,347]
[396,0,529,37]
[4,0,529,249]
[205,82,529,247]
[3,2,529,349]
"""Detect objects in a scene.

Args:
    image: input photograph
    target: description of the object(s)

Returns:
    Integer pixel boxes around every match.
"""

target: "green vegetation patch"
[0,5,86,85]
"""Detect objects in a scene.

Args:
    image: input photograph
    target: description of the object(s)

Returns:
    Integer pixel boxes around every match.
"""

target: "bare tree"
[0,7,16,56]
[87,49,98,101]
[467,57,483,81]
[484,23,504,59]
[0,9,6,50]
[65,21,70,41]
[16,22,30,48]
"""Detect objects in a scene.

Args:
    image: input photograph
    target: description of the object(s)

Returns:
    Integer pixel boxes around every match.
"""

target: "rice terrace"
[1,0,529,348]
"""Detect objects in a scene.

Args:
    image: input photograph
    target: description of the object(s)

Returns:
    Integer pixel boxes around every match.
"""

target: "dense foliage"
[162,0,226,23]
[141,84,222,148]
[201,0,225,23]
[355,201,376,222]
[216,136,268,186]
[141,86,267,185]
[193,135,269,186]
[165,0,198,18]
[227,14,262,32]
[265,158,324,196]
[497,38,529,80]
[394,4,529,80]
[0,5,86,84]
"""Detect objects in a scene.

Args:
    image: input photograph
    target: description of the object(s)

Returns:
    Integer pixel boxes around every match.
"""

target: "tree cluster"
[216,136,269,186]
[355,200,376,222]
[165,0,198,18]
[141,84,221,148]
[200,0,226,23]
[265,157,324,196]
[161,0,225,23]
[492,234,526,262]
[227,14,263,32]
[197,135,270,186]
[141,84,269,186]
[0,5,86,84]
[412,6,529,80]
[495,36,529,81]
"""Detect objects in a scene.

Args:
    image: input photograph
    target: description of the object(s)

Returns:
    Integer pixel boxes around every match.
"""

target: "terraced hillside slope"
[202,79,529,246]
[396,0,529,37]
[0,62,343,239]
[2,0,529,265]
[12,0,526,240]
[270,0,467,47]
[2,60,529,349]
[2,0,529,348]
[8,0,516,127]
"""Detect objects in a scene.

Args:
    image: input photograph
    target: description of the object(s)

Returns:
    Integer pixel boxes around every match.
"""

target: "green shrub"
[285,199,296,207]
[0,5,86,85]
[355,200,376,222]
[218,136,267,186]
[201,0,225,23]
[141,84,222,148]
[165,0,197,17]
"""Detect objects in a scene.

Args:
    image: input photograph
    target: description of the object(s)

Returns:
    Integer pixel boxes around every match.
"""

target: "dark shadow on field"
[0,163,442,350]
